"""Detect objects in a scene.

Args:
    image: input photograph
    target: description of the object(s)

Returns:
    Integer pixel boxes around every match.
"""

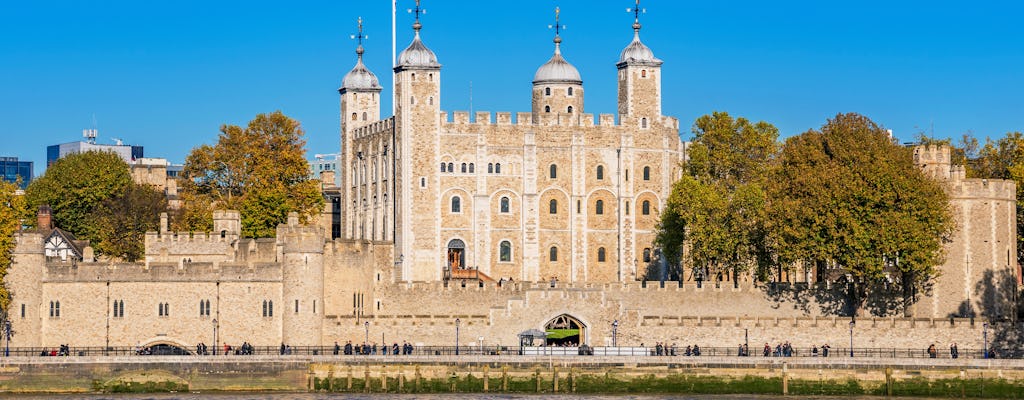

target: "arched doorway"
[447,239,465,270]
[545,314,585,346]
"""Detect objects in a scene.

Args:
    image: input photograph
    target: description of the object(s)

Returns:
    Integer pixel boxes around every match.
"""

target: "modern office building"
[0,157,33,189]
[47,129,143,167]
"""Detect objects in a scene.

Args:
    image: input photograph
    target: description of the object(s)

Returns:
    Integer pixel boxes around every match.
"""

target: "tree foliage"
[768,113,954,316]
[89,183,168,261]
[657,112,778,285]
[0,180,30,312]
[177,111,323,238]
[25,151,132,239]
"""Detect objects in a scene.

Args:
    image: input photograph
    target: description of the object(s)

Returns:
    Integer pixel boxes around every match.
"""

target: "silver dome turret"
[396,1,440,69]
[618,22,662,67]
[340,17,382,92]
[533,8,582,85]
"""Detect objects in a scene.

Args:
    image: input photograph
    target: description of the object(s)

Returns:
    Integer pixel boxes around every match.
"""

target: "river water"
[1,394,938,400]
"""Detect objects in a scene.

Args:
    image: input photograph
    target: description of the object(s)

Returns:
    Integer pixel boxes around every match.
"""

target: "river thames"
[1,394,952,400]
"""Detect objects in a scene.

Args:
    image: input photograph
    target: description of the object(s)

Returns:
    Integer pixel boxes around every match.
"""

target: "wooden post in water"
[364,367,371,392]
[483,365,490,392]
[570,368,577,392]
[415,365,422,392]
[782,362,789,395]
[347,366,353,390]
[553,366,559,392]
[535,368,542,392]
[381,365,387,391]
[502,365,509,392]
[399,368,405,392]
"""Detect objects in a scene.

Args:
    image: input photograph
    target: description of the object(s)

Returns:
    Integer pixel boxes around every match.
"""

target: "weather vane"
[350,17,368,48]
[408,0,426,30]
[548,7,566,39]
[627,0,646,31]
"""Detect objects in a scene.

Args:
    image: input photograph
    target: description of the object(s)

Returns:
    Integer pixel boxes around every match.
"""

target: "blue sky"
[2,1,1022,174]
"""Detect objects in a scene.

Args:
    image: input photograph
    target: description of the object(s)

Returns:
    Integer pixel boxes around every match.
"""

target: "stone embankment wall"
[0,356,1022,396]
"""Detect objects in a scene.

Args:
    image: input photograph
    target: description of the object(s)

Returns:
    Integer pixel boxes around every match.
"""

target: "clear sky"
[2,1,1022,174]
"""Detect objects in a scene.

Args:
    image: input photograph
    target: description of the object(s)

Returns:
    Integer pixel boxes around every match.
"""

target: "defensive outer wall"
[0,356,1022,396]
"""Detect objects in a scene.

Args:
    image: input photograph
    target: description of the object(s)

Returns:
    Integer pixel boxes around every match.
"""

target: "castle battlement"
[949,178,1017,201]
[352,117,395,140]
[144,231,233,244]
[439,110,624,129]
[41,260,283,282]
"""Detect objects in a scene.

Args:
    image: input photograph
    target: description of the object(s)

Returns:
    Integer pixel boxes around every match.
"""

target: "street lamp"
[849,320,855,357]
[611,320,619,347]
[983,322,989,359]
[455,318,461,356]
[744,328,749,356]
[364,321,370,349]
[211,318,218,355]
[4,320,11,357]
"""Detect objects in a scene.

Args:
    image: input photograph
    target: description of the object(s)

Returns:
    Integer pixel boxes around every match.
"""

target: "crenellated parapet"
[276,213,326,254]
[352,117,395,140]
[440,110,625,129]
[41,261,283,282]
[949,178,1017,201]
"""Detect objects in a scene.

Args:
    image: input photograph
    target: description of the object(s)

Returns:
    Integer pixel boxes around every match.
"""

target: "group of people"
[40,344,72,356]
[930,342,959,358]
[336,340,415,356]
[195,342,210,355]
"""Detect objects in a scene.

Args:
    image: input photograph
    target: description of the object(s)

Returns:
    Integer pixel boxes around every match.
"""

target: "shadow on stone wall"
[760,279,931,318]
[965,269,1022,357]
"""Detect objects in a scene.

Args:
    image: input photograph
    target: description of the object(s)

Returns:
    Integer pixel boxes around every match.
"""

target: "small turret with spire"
[532,7,584,118]
[396,0,440,70]
[617,0,662,122]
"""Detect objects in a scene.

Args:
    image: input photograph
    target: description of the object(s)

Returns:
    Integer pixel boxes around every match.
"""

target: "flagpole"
[392,0,397,116]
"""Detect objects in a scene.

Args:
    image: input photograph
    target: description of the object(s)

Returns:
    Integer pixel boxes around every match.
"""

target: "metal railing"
[6,345,1019,359]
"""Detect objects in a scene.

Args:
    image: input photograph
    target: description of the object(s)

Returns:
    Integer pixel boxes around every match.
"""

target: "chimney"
[37,205,52,230]
[160,212,169,234]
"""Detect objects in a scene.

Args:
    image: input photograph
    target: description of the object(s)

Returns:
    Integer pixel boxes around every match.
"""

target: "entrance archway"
[544,314,585,346]
[447,239,465,270]
[136,337,194,355]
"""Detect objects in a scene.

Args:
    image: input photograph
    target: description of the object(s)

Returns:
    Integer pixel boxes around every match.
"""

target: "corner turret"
[617,0,662,127]
[532,7,583,117]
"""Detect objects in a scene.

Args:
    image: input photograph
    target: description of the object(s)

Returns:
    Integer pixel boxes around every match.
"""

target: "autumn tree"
[89,183,168,261]
[657,112,778,286]
[768,113,954,316]
[177,111,323,238]
[0,179,30,312]
[25,151,132,239]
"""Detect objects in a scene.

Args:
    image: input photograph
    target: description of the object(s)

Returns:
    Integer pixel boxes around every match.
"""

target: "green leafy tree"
[657,112,778,286]
[25,151,132,240]
[769,113,954,316]
[178,111,323,238]
[89,183,168,261]
[0,180,30,312]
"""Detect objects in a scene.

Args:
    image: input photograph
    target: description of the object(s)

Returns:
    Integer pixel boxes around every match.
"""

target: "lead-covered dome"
[618,24,663,66]
[340,47,382,91]
[397,27,440,68]
[533,37,582,85]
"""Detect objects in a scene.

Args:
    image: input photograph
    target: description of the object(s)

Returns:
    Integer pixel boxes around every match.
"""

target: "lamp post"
[364,321,369,348]
[611,320,619,347]
[983,322,989,359]
[744,328,749,356]
[211,318,218,356]
[455,318,461,355]
[4,320,11,357]
[849,320,855,357]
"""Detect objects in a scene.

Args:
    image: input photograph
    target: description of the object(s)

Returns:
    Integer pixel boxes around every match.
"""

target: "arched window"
[500,197,510,213]
[411,72,416,81]
[550,246,558,262]
[544,105,551,113]
[549,164,557,179]
[440,162,446,172]
[158,303,164,316]
[641,69,647,78]
[597,247,606,262]
[642,200,651,215]
[643,248,652,262]
[429,73,433,81]
[362,112,367,121]
[545,87,551,96]
[429,96,434,105]
[262,300,268,317]
[411,96,416,105]
[641,117,648,128]
[469,163,474,173]
[351,112,357,121]
[268,300,273,316]
[549,199,558,214]
[447,162,453,172]
[495,163,501,174]
[499,241,512,262]
[451,196,461,213]
[461,163,467,173]
[596,165,604,180]
[488,163,493,173]
[567,87,573,96]
[567,106,573,113]
[643,166,651,180]
[595,200,604,215]
[625,201,630,215]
